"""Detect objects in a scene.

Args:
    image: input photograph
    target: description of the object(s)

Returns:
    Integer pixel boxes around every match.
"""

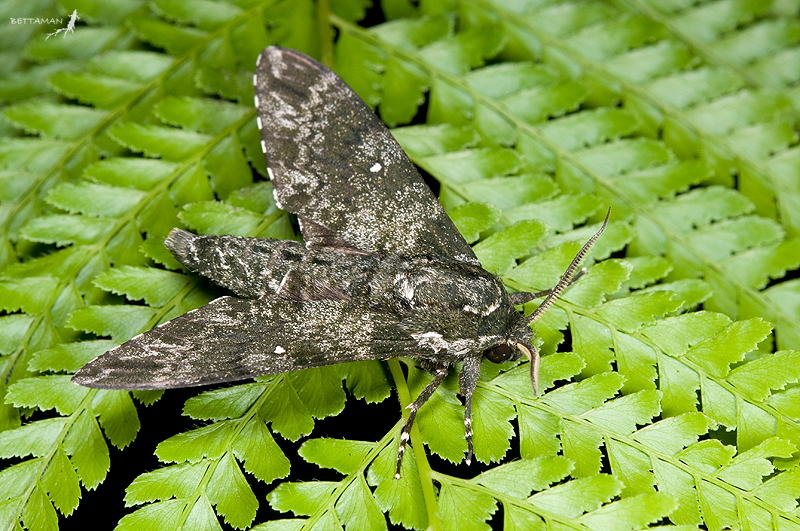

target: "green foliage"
[2,0,800,530]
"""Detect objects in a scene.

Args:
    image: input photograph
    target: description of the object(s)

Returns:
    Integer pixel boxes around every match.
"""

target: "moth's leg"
[508,267,588,306]
[395,362,448,479]
[459,356,481,466]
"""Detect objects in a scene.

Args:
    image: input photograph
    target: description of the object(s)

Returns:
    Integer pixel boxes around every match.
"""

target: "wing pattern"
[73,296,417,389]
[254,46,477,264]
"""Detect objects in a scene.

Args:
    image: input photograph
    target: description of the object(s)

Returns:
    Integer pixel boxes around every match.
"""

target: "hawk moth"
[73,46,608,478]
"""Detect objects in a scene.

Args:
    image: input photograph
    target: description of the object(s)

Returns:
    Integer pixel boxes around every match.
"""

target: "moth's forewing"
[72,297,419,389]
[253,47,478,263]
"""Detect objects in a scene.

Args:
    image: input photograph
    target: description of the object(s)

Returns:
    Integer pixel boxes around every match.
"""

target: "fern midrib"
[479,377,800,525]
[330,15,800,354]
[13,387,97,526]
[614,0,771,88]
[474,0,800,227]
[301,416,396,530]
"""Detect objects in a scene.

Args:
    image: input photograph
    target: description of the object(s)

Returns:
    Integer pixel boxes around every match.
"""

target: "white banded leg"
[458,355,481,467]
[464,394,474,465]
[395,365,448,479]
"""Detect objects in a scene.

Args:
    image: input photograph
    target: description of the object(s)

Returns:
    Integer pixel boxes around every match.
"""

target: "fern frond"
[3,1,800,530]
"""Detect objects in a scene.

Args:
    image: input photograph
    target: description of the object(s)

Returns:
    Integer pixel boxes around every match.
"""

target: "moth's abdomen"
[166,229,305,299]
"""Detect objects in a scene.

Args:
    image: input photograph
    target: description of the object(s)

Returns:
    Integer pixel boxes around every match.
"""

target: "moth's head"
[478,297,541,393]
[482,304,535,364]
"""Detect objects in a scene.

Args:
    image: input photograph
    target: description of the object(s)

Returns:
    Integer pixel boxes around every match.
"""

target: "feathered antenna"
[525,208,611,326]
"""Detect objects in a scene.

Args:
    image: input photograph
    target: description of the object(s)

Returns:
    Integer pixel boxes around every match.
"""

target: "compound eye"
[485,344,514,363]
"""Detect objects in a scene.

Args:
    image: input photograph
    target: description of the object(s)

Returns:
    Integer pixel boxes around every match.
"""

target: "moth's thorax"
[366,255,524,359]
[385,257,506,315]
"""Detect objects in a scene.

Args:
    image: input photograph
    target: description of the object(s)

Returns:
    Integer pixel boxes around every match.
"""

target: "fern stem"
[317,0,334,68]
[387,359,443,531]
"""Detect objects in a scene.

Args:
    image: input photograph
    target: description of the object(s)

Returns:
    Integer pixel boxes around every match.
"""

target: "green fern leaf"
[368,442,428,530]
[180,202,272,236]
[4,1,800,529]
[298,439,376,475]
[339,361,393,403]
[3,101,108,139]
[268,482,339,517]
[0,277,60,314]
[20,215,114,246]
[93,266,191,307]
[473,220,547,274]
[46,182,147,218]
[0,417,67,459]
[41,447,81,517]
[474,456,572,498]
[67,305,160,342]
[109,122,211,160]
[64,409,110,489]
[6,375,88,416]
[207,453,259,529]
[231,416,291,482]
[124,461,208,505]
[336,476,386,531]
[448,202,501,244]
[22,484,59,531]
[29,340,116,373]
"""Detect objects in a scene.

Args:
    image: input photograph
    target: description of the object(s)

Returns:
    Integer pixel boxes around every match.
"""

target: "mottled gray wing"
[72,297,417,390]
[164,228,304,299]
[253,46,478,264]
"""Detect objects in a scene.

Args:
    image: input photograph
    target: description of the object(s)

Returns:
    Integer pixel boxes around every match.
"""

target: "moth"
[73,46,608,478]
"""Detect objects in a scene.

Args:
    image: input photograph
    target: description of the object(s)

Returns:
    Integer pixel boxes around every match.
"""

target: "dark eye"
[485,344,514,363]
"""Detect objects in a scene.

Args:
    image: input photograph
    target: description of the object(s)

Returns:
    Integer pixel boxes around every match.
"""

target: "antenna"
[525,208,611,326]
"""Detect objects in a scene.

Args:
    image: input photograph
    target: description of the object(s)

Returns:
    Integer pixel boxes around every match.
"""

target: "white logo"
[46,10,79,40]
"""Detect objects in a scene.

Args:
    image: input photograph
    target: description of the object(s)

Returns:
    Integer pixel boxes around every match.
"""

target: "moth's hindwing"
[253,46,478,264]
[165,228,307,299]
[72,296,421,389]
